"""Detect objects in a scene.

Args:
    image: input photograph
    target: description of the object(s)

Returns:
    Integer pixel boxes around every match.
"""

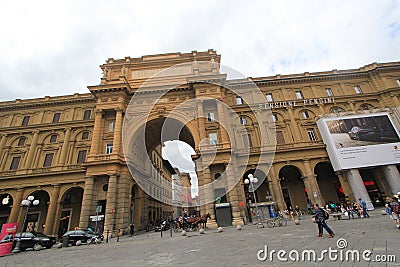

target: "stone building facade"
[1,50,400,235]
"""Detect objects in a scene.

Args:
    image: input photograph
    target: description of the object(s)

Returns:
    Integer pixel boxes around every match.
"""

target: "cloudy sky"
[1,0,399,102]
[1,1,399,194]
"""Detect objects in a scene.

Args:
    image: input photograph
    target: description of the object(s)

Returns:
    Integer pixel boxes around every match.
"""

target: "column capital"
[95,108,103,115]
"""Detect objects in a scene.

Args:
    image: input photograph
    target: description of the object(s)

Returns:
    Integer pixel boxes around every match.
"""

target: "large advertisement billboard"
[317,113,400,171]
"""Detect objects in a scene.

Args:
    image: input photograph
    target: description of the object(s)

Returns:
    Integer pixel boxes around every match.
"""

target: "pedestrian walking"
[313,203,335,238]
[129,223,134,236]
[358,198,370,218]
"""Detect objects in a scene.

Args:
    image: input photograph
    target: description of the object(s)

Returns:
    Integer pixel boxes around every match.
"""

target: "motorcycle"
[154,219,169,232]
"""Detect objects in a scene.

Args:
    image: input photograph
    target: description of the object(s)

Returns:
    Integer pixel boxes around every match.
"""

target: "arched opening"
[315,162,344,205]
[23,190,50,232]
[0,193,13,229]
[58,187,84,237]
[279,166,308,210]
[126,116,198,229]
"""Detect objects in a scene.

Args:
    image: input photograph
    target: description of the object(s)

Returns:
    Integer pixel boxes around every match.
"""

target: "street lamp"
[245,174,263,228]
[21,196,40,232]
[12,196,39,253]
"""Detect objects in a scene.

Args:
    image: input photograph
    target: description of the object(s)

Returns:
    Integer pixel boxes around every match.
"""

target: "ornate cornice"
[0,94,95,111]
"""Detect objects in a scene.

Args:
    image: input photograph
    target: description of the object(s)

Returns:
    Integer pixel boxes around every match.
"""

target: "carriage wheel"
[266,220,275,228]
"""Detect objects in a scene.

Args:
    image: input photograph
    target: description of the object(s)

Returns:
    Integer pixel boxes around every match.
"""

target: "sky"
[1,1,399,193]
[1,1,399,102]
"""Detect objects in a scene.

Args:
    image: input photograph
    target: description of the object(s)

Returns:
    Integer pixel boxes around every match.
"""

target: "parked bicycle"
[266,214,287,228]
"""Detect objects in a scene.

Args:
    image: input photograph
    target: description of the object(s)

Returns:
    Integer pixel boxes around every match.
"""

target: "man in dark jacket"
[314,203,335,238]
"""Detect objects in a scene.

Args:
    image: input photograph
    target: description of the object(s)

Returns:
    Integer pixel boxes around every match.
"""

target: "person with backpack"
[313,203,335,238]
[389,197,399,228]
[358,198,370,218]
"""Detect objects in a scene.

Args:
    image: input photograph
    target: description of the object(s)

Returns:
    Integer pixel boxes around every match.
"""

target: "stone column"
[58,128,71,165]
[268,165,286,211]
[79,176,95,229]
[345,169,374,210]
[8,188,24,223]
[381,164,400,196]
[335,171,355,202]
[197,100,207,141]
[0,134,7,166]
[44,184,60,235]
[112,109,123,155]
[390,94,400,107]
[115,174,130,234]
[287,108,302,142]
[104,174,118,235]
[226,162,243,226]
[24,131,39,168]
[201,167,217,228]
[89,109,103,156]
[302,160,324,206]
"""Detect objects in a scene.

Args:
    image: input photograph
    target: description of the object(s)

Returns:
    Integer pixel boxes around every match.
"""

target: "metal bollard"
[170,222,172,237]
[160,227,162,238]
[106,229,109,243]
[117,229,120,242]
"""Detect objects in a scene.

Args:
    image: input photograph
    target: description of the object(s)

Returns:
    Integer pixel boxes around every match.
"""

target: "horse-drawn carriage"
[173,213,211,232]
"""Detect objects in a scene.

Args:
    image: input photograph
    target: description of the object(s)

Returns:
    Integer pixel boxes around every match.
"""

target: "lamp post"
[245,174,263,228]
[21,196,40,232]
[12,196,39,253]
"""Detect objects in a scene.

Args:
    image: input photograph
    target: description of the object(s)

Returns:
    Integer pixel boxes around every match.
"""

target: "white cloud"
[0,1,399,101]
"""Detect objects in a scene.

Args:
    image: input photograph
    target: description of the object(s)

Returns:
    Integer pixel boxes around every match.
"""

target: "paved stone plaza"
[1,210,399,267]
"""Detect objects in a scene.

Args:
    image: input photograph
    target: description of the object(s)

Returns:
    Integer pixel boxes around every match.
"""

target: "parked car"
[348,126,379,141]
[61,230,103,245]
[13,232,56,251]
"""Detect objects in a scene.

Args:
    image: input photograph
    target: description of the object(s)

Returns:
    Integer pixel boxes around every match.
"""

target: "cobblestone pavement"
[1,210,399,267]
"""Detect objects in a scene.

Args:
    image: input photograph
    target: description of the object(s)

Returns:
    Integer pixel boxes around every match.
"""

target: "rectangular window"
[10,156,21,170]
[18,137,26,146]
[307,129,318,142]
[43,153,54,167]
[276,131,285,144]
[83,110,92,120]
[236,97,243,105]
[301,110,310,119]
[50,134,57,143]
[240,117,247,125]
[272,113,278,122]
[209,133,218,145]
[106,143,113,154]
[82,131,89,140]
[77,150,87,164]
[325,88,333,97]
[52,113,61,123]
[22,116,30,126]
[295,91,304,100]
[354,86,363,94]
[207,112,215,122]
[266,93,274,102]
[108,121,115,132]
